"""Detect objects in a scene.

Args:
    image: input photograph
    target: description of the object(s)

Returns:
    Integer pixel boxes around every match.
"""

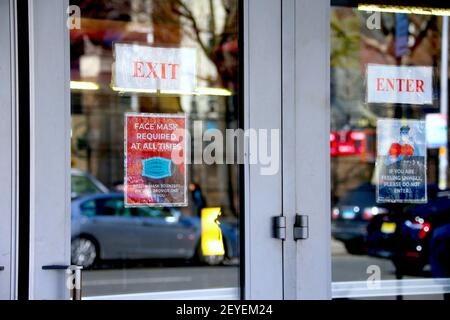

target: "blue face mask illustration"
[142,157,173,179]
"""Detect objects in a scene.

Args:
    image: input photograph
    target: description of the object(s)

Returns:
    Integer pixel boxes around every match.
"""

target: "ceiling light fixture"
[358,4,450,16]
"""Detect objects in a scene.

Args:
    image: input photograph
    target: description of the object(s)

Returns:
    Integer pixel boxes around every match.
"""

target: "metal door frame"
[27,0,71,300]
[243,0,284,300]
[0,0,19,300]
[292,0,331,299]
[281,0,332,300]
[245,0,332,300]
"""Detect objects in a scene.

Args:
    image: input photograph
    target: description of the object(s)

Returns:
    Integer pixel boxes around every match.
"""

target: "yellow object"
[201,208,225,256]
[381,222,397,234]
[439,146,447,157]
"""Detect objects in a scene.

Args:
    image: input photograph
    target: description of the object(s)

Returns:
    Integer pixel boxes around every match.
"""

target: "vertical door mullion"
[244,0,284,300]
[28,0,71,300]
[292,0,332,299]
[0,0,18,300]
[281,0,298,300]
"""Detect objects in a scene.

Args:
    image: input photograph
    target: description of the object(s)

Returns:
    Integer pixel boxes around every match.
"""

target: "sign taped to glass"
[125,113,187,207]
[114,43,197,94]
[376,119,427,203]
[426,113,448,149]
[367,64,433,105]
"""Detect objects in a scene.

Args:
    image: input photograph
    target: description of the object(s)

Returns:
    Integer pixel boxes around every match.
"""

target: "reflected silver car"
[71,193,227,268]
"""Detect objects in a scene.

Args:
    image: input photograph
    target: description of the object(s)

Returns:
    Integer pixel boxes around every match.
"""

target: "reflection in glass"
[331,6,450,300]
[70,0,240,298]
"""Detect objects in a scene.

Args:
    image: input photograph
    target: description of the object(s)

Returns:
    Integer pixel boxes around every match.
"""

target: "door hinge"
[294,215,309,240]
[272,216,286,240]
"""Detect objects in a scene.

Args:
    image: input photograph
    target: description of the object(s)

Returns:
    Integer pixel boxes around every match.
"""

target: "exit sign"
[114,43,197,94]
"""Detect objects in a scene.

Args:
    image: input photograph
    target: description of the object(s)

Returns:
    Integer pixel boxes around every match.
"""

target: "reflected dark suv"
[367,189,450,275]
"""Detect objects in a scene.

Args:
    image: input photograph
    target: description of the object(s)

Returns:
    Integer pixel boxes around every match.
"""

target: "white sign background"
[367,64,433,105]
[114,44,197,93]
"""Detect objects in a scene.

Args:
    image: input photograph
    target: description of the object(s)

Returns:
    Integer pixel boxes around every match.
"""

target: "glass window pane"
[70,0,240,299]
[331,5,450,300]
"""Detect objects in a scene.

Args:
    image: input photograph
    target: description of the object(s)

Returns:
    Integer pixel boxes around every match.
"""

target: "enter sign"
[367,64,433,105]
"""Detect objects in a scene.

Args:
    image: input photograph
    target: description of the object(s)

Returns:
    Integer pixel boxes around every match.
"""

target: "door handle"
[42,265,83,300]
[0,266,4,271]
[42,265,71,270]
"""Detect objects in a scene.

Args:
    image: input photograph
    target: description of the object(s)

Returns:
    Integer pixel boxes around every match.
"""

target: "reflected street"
[83,265,239,298]
[81,240,444,299]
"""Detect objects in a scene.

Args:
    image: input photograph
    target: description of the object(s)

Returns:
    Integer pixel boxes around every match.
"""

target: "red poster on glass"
[125,113,187,207]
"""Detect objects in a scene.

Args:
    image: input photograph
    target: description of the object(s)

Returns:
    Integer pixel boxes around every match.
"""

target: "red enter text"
[376,78,425,93]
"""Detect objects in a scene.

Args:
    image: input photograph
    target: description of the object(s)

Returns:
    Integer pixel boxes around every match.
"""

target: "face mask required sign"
[376,119,427,204]
[125,113,187,207]
[367,64,433,105]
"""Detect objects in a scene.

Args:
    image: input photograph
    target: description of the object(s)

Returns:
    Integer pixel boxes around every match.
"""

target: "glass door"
[22,0,285,300]
[68,0,242,299]
[330,2,450,300]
